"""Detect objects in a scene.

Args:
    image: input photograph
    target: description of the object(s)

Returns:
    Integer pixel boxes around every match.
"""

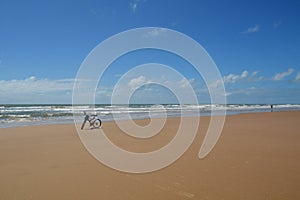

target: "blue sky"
[0,0,299,104]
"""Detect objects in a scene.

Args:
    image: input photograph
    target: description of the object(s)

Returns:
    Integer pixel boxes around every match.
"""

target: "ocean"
[1,104,300,128]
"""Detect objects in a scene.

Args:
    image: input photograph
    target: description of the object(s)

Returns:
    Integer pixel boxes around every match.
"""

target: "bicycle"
[81,112,102,130]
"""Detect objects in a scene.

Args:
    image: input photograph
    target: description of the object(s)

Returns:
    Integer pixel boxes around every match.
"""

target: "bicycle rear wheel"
[92,119,102,128]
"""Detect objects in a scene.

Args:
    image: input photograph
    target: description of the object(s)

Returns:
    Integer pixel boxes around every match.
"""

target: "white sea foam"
[0,104,300,128]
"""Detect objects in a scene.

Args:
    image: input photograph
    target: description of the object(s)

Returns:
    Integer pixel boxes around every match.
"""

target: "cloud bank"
[0,67,299,104]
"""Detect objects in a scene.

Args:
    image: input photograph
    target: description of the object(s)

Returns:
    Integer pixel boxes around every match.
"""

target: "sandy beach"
[0,111,300,199]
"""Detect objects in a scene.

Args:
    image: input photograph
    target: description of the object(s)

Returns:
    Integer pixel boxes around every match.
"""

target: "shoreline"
[1,109,300,129]
[1,111,300,199]
[1,103,300,129]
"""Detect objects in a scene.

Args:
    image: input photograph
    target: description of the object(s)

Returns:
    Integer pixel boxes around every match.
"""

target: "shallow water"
[1,104,300,128]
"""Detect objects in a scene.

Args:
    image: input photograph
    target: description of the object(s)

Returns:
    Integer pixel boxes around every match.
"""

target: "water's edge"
[1,104,300,128]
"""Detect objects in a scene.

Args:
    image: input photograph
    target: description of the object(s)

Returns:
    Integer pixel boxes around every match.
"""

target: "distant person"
[271,105,273,112]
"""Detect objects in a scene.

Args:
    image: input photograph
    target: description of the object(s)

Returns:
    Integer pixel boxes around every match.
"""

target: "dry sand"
[0,111,300,199]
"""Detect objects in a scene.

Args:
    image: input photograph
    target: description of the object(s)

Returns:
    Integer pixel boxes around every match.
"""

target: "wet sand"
[0,111,300,199]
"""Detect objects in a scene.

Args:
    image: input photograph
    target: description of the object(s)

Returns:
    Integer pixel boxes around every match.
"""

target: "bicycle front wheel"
[92,119,102,128]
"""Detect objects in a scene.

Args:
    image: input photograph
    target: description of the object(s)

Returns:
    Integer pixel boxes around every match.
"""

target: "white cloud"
[225,86,264,98]
[241,70,248,78]
[0,77,74,94]
[221,68,296,83]
[295,71,300,81]
[143,28,167,38]
[252,71,259,76]
[198,68,300,104]
[223,70,249,83]
[0,77,75,103]
[26,76,36,81]
[208,70,262,90]
[110,73,199,104]
[223,74,240,83]
[128,75,148,90]
[130,0,146,13]
[242,24,260,34]
[179,78,194,88]
[130,2,137,13]
[210,68,298,88]
[272,68,294,81]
